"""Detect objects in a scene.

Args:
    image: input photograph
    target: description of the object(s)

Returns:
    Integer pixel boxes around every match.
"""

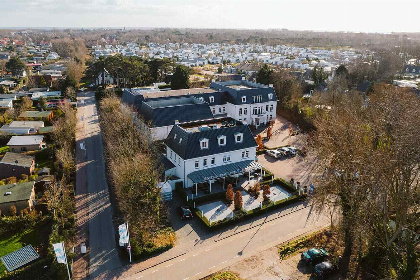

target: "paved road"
[101,200,329,280]
[74,91,122,278]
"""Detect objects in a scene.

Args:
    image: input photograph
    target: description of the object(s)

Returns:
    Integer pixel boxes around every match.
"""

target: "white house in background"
[0,121,44,135]
[31,91,62,100]
[0,100,13,110]
[46,52,59,60]
[209,79,277,127]
[164,118,259,189]
[95,69,114,86]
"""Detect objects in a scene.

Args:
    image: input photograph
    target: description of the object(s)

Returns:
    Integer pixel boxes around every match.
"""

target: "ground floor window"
[223,154,231,163]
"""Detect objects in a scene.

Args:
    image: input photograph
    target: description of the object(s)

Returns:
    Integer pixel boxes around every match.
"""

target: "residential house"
[0,181,35,215]
[0,121,44,135]
[403,65,420,75]
[164,117,258,189]
[19,110,54,121]
[139,96,214,140]
[0,99,13,110]
[7,135,45,152]
[0,152,35,180]
[95,69,114,86]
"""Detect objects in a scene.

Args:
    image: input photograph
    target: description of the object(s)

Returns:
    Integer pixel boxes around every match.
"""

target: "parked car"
[313,261,338,279]
[266,149,283,159]
[278,147,292,156]
[301,248,329,264]
[180,206,193,220]
[287,146,297,156]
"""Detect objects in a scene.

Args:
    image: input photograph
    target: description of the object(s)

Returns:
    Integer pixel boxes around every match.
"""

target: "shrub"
[263,185,270,201]
[226,184,234,203]
[6,177,17,184]
[234,191,243,210]
[10,205,17,216]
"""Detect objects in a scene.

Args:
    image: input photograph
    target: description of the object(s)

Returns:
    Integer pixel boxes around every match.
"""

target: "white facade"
[165,145,256,188]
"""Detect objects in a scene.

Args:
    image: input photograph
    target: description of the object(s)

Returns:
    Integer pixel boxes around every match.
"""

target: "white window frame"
[218,135,226,146]
[223,154,231,163]
[209,96,214,103]
[241,96,246,102]
[235,133,243,143]
[243,108,248,115]
[195,160,199,169]
[203,158,208,167]
[268,93,273,100]
[211,157,215,165]
[200,138,209,149]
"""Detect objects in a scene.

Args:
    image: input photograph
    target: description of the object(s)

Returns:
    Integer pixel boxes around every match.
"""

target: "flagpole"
[63,242,71,280]
[127,222,132,263]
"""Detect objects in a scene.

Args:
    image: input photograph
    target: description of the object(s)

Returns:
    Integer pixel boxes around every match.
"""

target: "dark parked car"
[301,248,328,264]
[313,261,338,279]
[180,206,193,220]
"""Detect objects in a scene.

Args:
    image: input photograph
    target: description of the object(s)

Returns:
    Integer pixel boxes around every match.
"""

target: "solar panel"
[1,245,39,272]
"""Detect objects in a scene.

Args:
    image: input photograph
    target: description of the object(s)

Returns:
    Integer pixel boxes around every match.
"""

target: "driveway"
[99,199,330,279]
[258,153,317,187]
[74,91,122,278]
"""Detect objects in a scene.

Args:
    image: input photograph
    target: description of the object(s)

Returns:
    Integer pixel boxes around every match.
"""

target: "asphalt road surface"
[75,91,122,278]
[102,201,329,280]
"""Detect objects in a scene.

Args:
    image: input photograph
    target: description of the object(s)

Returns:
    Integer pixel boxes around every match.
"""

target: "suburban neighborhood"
[0,2,419,280]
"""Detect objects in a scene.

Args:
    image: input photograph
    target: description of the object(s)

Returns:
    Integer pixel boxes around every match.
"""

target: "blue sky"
[0,0,419,33]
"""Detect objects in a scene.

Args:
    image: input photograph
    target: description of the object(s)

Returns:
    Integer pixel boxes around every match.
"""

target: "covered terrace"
[186,160,264,198]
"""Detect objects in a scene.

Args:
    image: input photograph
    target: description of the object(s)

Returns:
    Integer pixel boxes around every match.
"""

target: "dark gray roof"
[0,152,34,167]
[139,98,214,127]
[210,81,276,105]
[1,245,39,272]
[0,181,35,204]
[160,154,176,171]
[165,121,257,160]
[188,160,254,183]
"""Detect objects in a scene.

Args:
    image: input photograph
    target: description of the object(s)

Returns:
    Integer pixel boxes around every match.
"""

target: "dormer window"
[200,138,209,149]
[218,135,226,146]
[242,96,246,102]
[235,132,243,143]
[209,96,214,103]
[268,93,273,100]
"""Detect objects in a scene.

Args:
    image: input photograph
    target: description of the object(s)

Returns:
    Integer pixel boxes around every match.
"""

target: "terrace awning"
[187,160,262,184]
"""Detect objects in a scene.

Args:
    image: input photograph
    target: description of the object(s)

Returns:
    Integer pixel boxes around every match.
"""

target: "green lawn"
[0,229,40,276]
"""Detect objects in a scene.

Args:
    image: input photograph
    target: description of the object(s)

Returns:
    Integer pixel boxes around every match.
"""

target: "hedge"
[278,228,326,259]
[195,194,306,230]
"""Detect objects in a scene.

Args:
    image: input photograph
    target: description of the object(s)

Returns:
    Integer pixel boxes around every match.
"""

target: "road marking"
[166,264,173,267]
[195,272,201,276]
[183,278,189,280]
[222,260,227,264]
[210,266,216,269]
[234,255,239,258]
[193,254,198,257]
[180,258,185,262]
[136,276,143,279]
[151,270,158,273]
[205,248,211,252]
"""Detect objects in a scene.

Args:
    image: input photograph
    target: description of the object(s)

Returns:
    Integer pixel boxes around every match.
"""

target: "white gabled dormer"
[241,96,246,102]
[200,138,209,149]
[218,135,226,146]
[209,96,214,103]
[235,132,243,143]
[268,93,273,100]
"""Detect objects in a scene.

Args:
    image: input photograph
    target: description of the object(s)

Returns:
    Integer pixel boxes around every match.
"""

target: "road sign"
[127,245,131,250]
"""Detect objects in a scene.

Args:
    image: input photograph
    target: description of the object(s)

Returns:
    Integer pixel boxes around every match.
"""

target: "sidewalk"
[73,93,89,279]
